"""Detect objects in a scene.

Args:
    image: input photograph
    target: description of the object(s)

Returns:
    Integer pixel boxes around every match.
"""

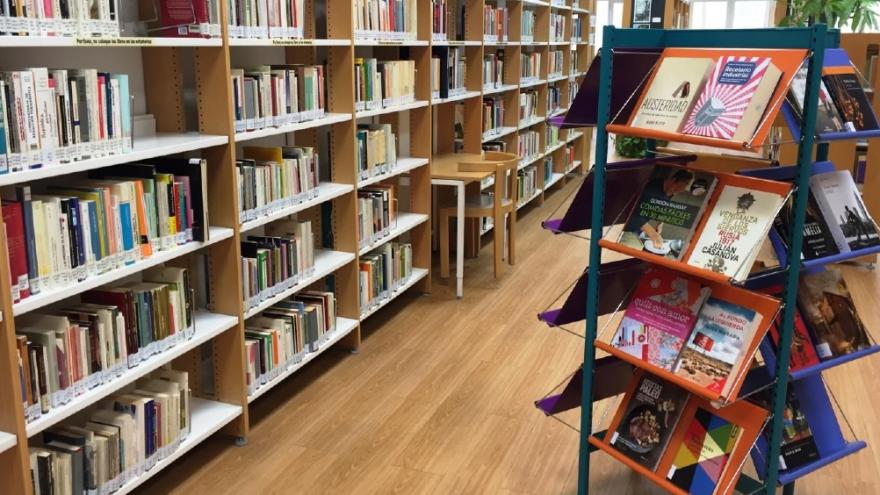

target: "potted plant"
[779,0,880,31]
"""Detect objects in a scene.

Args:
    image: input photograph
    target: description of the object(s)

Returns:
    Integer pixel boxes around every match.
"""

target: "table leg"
[456,181,465,299]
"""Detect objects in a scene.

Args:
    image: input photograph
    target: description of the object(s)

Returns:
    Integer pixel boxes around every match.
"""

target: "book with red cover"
[2,200,30,302]
[157,0,210,38]
[82,287,139,358]
[761,285,820,371]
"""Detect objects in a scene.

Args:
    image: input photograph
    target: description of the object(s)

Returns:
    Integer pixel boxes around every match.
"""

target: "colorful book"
[769,309,821,371]
[666,407,741,494]
[673,297,762,397]
[610,373,689,470]
[611,267,710,370]
[682,56,782,141]
[787,63,844,134]
[809,170,880,252]
[686,184,786,281]
[631,57,716,132]
[751,387,819,471]
[618,165,717,260]
[797,268,870,360]
[822,68,880,131]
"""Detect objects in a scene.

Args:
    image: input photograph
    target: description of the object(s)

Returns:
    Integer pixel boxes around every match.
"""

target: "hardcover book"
[822,69,880,131]
[751,387,819,471]
[682,56,782,141]
[773,189,839,260]
[631,57,715,132]
[797,268,871,360]
[686,184,786,281]
[673,297,762,396]
[787,63,844,134]
[809,170,879,252]
[666,407,741,494]
[610,374,689,470]
[611,266,710,370]
[618,165,717,260]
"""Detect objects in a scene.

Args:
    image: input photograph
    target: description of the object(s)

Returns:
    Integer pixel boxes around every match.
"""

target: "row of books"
[550,13,566,42]
[1,68,132,174]
[787,60,880,133]
[231,65,326,134]
[227,0,305,39]
[517,165,538,205]
[483,140,507,153]
[542,157,553,184]
[245,290,336,395]
[29,368,191,495]
[431,0,447,40]
[236,146,320,225]
[571,52,579,74]
[567,79,578,107]
[3,160,207,303]
[572,17,583,42]
[548,85,563,115]
[357,183,397,251]
[357,123,397,181]
[521,52,541,82]
[481,97,505,139]
[518,130,540,164]
[521,9,535,43]
[240,219,315,311]
[483,5,508,42]
[545,125,560,150]
[548,50,564,78]
[15,266,194,422]
[354,0,418,40]
[483,51,505,90]
[359,241,412,311]
[519,90,540,124]
[354,58,415,112]
[563,143,577,172]
[431,47,466,100]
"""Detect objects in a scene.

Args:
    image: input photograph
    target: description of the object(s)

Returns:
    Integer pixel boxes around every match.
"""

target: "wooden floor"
[140,176,880,495]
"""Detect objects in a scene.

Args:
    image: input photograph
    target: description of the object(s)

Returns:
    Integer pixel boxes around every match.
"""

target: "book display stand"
[536,25,880,495]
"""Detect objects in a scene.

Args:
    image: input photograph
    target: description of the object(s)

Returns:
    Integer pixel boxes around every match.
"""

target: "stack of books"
[236,146,320,225]
[231,65,326,134]
[482,97,505,139]
[357,183,397,250]
[357,123,398,180]
[518,130,540,164]
[227,0,304,39]
[359,242,412,311]
[240,219,315,311]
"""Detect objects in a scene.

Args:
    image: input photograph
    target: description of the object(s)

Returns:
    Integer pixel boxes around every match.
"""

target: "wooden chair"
[439,151,519,279]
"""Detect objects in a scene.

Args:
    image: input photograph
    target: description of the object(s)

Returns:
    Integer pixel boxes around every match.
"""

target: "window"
[690,0,774,29]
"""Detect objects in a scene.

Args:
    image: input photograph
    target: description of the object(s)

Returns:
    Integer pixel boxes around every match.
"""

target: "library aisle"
[136,177,880,495]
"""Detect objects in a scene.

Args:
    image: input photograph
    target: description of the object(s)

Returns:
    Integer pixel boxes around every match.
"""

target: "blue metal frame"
[579,25,829,495]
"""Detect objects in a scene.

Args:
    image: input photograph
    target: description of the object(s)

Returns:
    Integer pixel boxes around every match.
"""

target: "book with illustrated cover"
[611,266,710,370]
[751,387,819,471]
[673,297,762,397]
[809,170,880,252]
[769,308,821,371]
[797,268,871,360]
[618,165,717,260]
[682,56,782,141]
[787,63,845,134]
[631,57,715,132]
[822,68,880,131]
[774,189,839,260]
[610,373,689,470]
[686,184,786,281]
[666,407,742,494]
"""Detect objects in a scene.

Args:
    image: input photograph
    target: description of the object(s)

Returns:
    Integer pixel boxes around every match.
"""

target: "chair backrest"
[492,154,518,213]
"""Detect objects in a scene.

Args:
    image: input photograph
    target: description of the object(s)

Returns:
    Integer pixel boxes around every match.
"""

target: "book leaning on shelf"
[240,218,315,311]
[519,90,540,125]
[550,12,565,43]
[2,160,207,302]
[354,0,418,40]
[431,46,467,100]
[14,265,194,422]
[357,182,397,250]
[355,59,415,112]
[231,65,325,134]
[357,123,397,180]
[517,165,538,205]
[0,68,132,174]
[227,0,304,39]
[359,241,412,311]
[245,290,336,394]
[28,367,191,494]
[518,129,540,163]
[237,146,320,224]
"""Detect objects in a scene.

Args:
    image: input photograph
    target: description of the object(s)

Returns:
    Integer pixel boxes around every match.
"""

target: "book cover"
[809,170,879,252]
[682,56,782,141]
[666,407,741,494]
[631,57,715,132]
[609,374,689,470]
[618,165,717,260]
[751,387,819,471]
[774,189,839,260]
[822,69,880,131]
[673,297,761,396]
[797,268,871,360]
[686,184,786,281]
[611,266,710,370]
[787,63,844,133]
[769,308,821,371]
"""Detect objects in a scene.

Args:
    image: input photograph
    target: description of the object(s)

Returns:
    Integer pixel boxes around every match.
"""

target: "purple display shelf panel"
[538,258,647,327]
[782,48,880,142]
[555,48,661,129]
[535,357,633,416]
[543,154,697,234]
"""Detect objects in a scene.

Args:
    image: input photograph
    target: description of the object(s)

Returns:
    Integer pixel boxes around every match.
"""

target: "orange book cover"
[130,180,152,258]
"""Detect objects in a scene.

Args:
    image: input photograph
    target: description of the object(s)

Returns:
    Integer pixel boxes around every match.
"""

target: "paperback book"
[773,189,839,260]
[611,266,710,370]
[666,407,741,494]
[631,57,715,132]
[822,68,880,131]
[797,268,871,360]
[751,387,820,471]
[787,63,845,134]
[809,170,880,252]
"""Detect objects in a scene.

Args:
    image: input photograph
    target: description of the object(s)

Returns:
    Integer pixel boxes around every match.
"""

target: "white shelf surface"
[355,100,429,119]
[483,83,519,96]
[360,268,428,321]
[115,398,242,495]
[573,6,590,14]
[25,311,239,437]
[234,113,351,142]
[519,154,543,170]
[14,227,234,317]
[245,250,355,319]
[548,74,567,83]
[545,172,565,189]
[354,39,429,46]
[431,90,481,105]
[240,182,353,233]
[0,133,228,188]
[228,38,351,46]
[518,116,546,130]
[359,157,429,188]
[517,188,543,210]
[358,212,429,256]
[0,36,222,47]
[0,432,16,454]
[549,41,570,46]
[482,126,518,143]
[247,316,359,403]
[519,78,547,89]
[432,40,481,46]
[550,1,572,9]
[549,107,567,118]
[483,40,520,46]
[566,160,583,173]
[520,0,551,6]
[545,141,566,156]
[566,131,584,143]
